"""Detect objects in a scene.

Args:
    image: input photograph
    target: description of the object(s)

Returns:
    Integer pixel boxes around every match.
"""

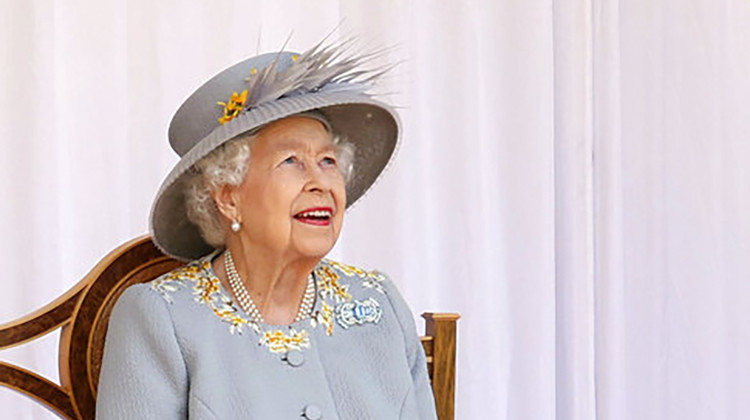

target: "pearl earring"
[231,220,241,232]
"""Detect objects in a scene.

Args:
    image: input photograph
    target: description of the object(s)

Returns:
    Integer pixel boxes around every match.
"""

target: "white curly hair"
[184,125,355,248]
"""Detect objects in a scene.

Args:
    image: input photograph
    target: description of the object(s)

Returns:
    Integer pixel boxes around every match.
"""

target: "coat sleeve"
[381,275,439,420]
[96,284,188,419]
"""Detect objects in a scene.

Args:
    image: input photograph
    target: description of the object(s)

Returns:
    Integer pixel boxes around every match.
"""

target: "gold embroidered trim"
[325,260,387,294]
[314,265,352,303]
[151,261,259,335]
[261,329,310,353]
[150,256,386,353]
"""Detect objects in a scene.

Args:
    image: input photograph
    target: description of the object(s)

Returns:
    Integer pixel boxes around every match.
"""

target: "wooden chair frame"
[0,236,459,419]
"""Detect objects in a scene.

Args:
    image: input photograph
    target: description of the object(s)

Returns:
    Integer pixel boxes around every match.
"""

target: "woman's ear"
[212,184,241,224]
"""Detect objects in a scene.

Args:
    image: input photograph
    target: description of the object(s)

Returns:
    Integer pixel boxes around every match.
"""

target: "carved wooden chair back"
[0,236,458,419]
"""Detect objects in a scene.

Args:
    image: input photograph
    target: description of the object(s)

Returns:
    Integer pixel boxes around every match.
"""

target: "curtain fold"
[552,0,597,418]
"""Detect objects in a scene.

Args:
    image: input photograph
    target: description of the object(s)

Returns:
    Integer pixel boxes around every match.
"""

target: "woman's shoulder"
[115,255,247,334]
[114,255,223,319]
[147,256,217,304]
[110,258,210,315]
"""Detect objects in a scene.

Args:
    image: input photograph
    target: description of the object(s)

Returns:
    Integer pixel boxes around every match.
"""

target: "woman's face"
[232,116,347,259]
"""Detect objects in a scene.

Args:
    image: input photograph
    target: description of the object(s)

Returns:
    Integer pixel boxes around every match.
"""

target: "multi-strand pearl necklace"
[224,250,316,324]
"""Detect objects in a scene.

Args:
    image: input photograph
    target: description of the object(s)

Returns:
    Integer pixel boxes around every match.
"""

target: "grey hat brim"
[150,91,399,261]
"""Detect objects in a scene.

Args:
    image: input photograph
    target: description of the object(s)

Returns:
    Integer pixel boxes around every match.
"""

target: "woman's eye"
[321,156,337,166]
[282,156,297,165]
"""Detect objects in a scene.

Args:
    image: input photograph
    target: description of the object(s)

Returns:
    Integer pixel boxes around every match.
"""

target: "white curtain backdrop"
[1,1,749,419]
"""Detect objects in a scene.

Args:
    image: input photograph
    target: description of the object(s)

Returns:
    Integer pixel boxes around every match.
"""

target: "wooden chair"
[0,236,459,419]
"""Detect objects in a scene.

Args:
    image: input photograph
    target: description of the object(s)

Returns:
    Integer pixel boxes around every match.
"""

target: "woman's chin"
[291,237,338,259]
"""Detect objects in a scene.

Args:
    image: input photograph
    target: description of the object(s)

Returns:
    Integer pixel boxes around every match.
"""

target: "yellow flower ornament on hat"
[217,90,248,124]
[151,41,401,260]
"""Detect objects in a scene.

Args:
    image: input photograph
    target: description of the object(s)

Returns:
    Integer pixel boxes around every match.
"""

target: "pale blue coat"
[96,254,437,419]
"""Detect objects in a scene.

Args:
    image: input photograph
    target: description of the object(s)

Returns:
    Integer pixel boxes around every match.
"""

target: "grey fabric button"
[302,404,322,419]
[285,349,305,367]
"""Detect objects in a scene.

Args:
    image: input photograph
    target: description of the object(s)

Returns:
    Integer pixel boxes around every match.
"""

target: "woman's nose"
[304,162,330,192]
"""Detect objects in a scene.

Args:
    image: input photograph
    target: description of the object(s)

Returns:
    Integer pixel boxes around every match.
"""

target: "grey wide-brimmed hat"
[150,43,400,261]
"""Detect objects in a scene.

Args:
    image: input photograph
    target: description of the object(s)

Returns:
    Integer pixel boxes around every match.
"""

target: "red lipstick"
[293,207,334,226]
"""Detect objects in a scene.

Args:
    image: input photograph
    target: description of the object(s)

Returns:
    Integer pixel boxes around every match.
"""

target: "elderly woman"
[96,42,437,420]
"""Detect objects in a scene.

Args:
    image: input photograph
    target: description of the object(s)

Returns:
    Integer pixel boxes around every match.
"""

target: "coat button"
[302,404,322,419]
[284,349,305,367]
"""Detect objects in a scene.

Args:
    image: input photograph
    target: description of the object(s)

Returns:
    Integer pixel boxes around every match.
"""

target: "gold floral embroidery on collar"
[311,301,335,336]
[150,256,387,353]
[151,261,260,335]
[324,260,387,294]
[314,265,352,302]
[261,329,310,353]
